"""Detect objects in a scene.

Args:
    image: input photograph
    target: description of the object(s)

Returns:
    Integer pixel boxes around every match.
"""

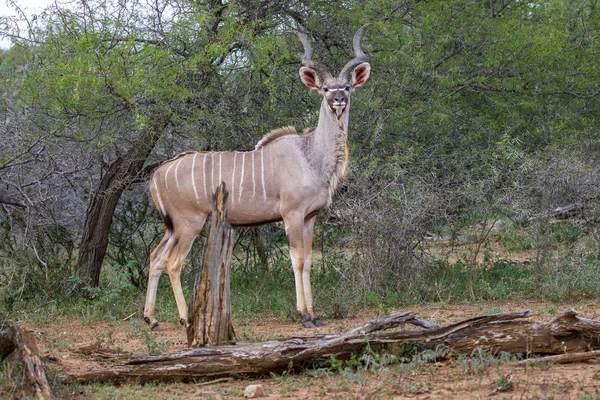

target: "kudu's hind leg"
[144,232,175,329]
[164,229,199,327]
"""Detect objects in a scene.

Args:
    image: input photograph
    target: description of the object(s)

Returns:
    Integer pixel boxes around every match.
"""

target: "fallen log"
[0,326,53,400]
[68,308,600,383]
[68,310,529,383]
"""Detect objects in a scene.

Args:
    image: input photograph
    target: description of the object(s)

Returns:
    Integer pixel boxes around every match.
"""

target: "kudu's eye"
[323,87,329,92]
[345,86,350,91]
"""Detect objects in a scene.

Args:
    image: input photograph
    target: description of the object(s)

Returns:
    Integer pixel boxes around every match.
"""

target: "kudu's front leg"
[303,216,325,327]
[285,215,314,328]
[286,214,323,328]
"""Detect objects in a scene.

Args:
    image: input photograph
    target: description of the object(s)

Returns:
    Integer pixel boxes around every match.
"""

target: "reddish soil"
[15,300,600,399]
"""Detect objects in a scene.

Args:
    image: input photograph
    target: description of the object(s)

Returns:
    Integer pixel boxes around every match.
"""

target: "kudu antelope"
[144,25,371,329]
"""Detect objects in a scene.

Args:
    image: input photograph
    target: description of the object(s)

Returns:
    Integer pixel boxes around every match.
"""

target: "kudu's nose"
[334,95,345,104]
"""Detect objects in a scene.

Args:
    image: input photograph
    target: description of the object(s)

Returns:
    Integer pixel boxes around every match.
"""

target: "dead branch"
[516,350,600,366]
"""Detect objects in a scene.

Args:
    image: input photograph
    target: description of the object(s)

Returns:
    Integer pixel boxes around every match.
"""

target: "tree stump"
[186,182,236,347]
[0,326,53,400]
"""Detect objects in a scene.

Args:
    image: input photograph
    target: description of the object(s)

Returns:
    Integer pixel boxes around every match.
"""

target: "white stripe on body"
[164,160,176,190]
[202,153,208,199]
[252,151,256,198]
[191,152,199,202]
[174,157,184,191]
[153,176,167,217]
[219,152,222,187]
[269,147,274,181]
[232,153,237,203]
[211,153,215,193]
[239,152,245,202]
[260,148,266,201]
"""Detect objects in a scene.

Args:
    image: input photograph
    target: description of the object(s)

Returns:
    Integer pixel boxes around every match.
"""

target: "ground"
[9,299,600,399]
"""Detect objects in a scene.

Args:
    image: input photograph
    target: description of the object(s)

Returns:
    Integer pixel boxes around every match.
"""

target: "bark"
[422,307,600,355]
[0,326,53,400]
[68,308,600,383]
[186,183,236,347]
[76,114,167,290]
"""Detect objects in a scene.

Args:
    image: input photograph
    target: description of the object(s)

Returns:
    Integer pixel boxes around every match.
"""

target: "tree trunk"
[251,226,269,269]
[186,183,236,347]
[76,115,167,291]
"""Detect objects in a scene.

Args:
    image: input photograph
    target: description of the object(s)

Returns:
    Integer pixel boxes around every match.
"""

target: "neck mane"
[254,100,351,207]
[255,126,312,149]
[314,99,350,206]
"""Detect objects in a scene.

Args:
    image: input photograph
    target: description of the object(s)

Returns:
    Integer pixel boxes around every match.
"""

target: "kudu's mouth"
[331,102,346,118]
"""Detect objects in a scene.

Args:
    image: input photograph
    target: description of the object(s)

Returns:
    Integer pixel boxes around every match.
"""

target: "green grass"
[3,251,600,327]
[2,220,600,330]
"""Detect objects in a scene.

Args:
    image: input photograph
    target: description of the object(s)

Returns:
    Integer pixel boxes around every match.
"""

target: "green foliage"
[1,0,600,325]
[0,356,24,398]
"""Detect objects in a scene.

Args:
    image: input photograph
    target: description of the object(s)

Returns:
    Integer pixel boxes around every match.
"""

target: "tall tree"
[2,0,314,290]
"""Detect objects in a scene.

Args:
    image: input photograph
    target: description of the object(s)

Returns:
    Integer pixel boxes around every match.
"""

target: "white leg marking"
[239,152,245,202]
[191,152,199,202]
[211,153,215,193]
[252,151,256,198]
[164,160,176,190]
[290,248,307,315]
[202,153,208,199]
[303,258,314,316]
[232,153,237,204]
[174,157,184,192]
[260,148,266,201]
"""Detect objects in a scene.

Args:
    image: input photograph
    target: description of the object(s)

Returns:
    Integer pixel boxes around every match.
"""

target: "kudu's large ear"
[351,62,371,88]
[299,67,321,91]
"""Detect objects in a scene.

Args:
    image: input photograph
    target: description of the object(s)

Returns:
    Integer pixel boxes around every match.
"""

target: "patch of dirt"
[19,300,600,399]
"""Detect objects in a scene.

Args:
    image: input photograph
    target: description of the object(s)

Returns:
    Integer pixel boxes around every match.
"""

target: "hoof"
[301,317,316,329]
[313,318,327,327]
[179,318,187,327]
[145,316,159,330]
